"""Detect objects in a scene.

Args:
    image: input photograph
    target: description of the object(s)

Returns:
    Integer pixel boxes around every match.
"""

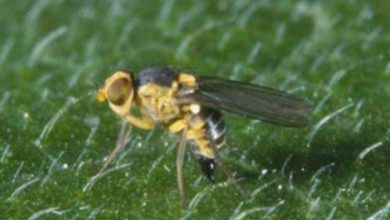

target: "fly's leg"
[98,110,154,172]
[166,119,187,133]
[209,140,248,198]
[166,117,190,207]
[176,127,188,208]
[85,121,132,191]
[124,114,155,130]
[97,112,153,174]
[99,121,132,173]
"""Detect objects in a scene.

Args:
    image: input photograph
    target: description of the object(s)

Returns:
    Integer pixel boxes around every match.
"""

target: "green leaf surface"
[1,1,389,219]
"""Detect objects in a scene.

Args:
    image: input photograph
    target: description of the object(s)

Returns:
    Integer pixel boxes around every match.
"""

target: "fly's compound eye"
[107,78,132,106]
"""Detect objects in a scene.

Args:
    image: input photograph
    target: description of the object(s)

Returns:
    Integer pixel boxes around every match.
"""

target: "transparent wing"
[180,77,312,127]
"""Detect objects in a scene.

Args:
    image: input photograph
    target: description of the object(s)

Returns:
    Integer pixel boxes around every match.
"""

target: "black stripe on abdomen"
[203,108,225,149]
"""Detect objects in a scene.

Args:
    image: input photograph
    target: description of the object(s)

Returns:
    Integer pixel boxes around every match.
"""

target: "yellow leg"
[124,114,155,130]
[166,119,187,133]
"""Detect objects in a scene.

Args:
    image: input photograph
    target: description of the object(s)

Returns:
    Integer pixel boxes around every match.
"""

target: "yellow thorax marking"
[137,82,180,120]
[178,73,196,88]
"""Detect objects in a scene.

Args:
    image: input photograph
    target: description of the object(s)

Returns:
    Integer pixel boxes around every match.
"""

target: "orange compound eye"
[107,78,132,106]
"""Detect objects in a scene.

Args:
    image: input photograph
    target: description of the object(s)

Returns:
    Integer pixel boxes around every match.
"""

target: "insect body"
[97,66,312,206]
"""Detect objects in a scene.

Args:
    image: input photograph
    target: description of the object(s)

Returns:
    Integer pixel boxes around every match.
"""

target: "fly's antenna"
[93,80,101,91]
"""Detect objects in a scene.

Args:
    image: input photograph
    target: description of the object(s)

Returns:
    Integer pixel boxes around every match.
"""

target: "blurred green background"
[0,0,389,219]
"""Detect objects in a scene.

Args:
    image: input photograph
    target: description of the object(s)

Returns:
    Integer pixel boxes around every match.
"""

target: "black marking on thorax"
[138,66,177,87]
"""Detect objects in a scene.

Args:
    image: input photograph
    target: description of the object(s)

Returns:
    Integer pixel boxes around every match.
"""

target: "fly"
[96,66,312,207]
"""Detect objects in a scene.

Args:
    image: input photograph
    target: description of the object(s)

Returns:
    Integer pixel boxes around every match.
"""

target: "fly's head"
[98,70,135,117]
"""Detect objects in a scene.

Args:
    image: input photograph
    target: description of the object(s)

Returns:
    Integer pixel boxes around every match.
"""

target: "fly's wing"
[180,77,312,127]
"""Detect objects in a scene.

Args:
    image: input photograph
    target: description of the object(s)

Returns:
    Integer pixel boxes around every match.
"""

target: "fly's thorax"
[136,82,181,122]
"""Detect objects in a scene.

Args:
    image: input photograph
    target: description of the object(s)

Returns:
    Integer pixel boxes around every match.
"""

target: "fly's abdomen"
[203,109,225,150]
[192,108,225,182]
[186,108,225,159]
